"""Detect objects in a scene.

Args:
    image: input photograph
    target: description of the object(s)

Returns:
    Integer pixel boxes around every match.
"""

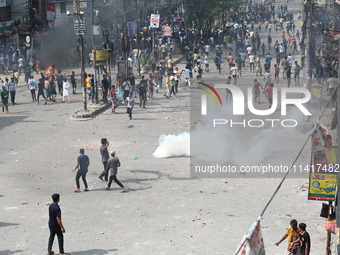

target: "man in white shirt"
[204,44,211,56]
[287,54,294,66]
[263,71,272,90]
[132,49,139,66]
[229,64,238,85]
[122,78,131,101]
[28,75,37,101]
[249,54,255,72]
[62,77,71,103]
[180,66,192,88]
[279,44,285,58]
[18,56,24,75]
[247,46,253,55]
[327,75,338,99]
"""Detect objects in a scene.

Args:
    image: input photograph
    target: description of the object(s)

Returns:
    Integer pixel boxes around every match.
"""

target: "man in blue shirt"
[72,148,90,192]
[47,193,69,255]
[215,55,221,74]
[265,53,272,71]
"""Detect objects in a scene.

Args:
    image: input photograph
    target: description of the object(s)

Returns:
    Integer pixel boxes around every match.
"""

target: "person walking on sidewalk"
[72,148,90,192]
[47,193,70,255]
[104,150,126,192]
[98,138,110,182]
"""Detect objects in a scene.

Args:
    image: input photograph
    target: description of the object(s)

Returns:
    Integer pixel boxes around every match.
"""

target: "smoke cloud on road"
[153,132,190,158]
[153,100,306,167]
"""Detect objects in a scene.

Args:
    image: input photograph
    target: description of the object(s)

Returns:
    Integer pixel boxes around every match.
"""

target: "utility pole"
[184,0,188,45]
[123,0,128,79]
[75,0,87,111]
[304,0,313,91]
[91,0,98,104]
[136,0,141,76]
[152,0,155,58]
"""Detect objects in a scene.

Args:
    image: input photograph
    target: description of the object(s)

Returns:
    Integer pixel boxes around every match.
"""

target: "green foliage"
[173,0,247,31]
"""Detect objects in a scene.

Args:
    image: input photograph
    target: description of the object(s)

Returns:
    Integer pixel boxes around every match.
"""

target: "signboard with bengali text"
[308,146,338,201]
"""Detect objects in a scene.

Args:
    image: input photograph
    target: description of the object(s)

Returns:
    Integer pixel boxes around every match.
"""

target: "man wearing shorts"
[252,79,263,104]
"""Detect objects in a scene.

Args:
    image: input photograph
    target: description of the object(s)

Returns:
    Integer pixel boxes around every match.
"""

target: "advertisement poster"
[308,146,338,201]
[47,3,56,27]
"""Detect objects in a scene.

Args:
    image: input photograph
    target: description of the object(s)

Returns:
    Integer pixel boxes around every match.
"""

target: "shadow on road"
[70,248,118,255]
[0,222,20,228]
[0,250,24,254]
[0,116,29,130]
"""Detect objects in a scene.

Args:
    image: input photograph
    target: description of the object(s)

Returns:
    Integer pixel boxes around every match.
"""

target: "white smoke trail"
[152,99,306,166]
[152,132,190,158]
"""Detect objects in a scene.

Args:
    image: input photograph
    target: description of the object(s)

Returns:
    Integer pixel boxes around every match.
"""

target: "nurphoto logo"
[198,84,312,128]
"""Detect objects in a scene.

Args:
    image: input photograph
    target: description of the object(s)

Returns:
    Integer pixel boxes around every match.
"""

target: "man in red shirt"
[281,31,285,40]
[226,53,234,69]
[265,83,274,108]
[252,79,263,104]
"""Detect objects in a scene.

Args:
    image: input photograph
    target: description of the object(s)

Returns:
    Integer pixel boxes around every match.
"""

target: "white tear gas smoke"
[153,132,190,158]
[191,101,306,166]
[153,99,306,166]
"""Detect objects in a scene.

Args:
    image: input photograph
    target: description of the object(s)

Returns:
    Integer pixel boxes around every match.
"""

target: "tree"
[173,0,247,31]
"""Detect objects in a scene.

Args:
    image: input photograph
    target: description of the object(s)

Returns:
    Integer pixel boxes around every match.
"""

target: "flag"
[235,216,266,255]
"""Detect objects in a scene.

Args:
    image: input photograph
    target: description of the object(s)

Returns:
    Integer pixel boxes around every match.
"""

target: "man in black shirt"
[101,75,109,104]
[47,193,69,255]
[129,73,136,97]
[299,223,310,255]
[70,71,76,94]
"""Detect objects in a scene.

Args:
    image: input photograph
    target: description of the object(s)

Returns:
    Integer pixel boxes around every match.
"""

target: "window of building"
[60,2,66,14]
[0,6,11,22]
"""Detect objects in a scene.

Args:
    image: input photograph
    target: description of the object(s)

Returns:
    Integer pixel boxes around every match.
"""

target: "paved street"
[0,1,335,255]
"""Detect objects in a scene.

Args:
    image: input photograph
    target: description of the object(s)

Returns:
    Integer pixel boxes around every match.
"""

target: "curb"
[71,102,112,120]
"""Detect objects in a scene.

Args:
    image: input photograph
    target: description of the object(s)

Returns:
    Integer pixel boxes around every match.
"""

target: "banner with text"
[235,217,266,255]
